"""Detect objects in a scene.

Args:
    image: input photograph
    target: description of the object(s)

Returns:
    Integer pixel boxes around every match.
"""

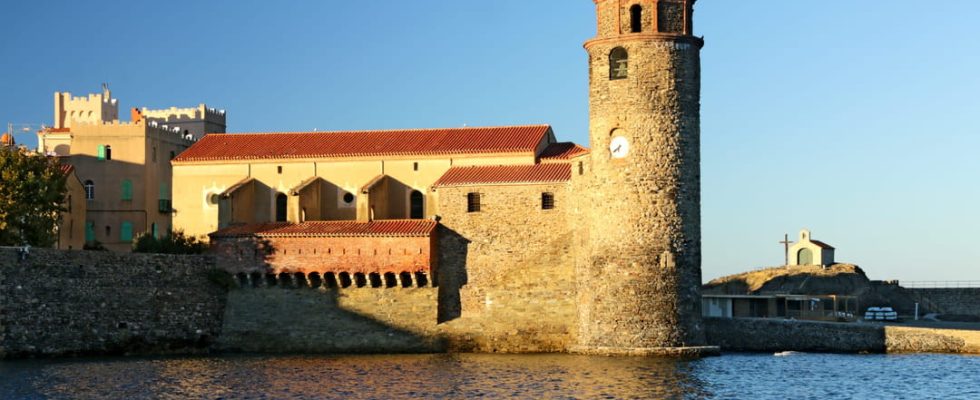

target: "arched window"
[410,190,424,219]
[84,180,95,200]
[630,4,643,33]
[275,193,288,222]
[610,47,628,80]
[104,145,112,160]
[121,179,133,201]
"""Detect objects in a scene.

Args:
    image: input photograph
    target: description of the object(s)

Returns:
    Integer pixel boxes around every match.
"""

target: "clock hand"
[613,145,622,153]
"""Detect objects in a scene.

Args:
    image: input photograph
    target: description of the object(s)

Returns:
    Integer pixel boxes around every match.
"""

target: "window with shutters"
[467,193,481,213]
[541,192,555,210]
[121,179,133,201]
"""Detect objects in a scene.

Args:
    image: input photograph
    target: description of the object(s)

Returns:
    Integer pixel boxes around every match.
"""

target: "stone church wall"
[0,248,226,359]
[219,182,580,353]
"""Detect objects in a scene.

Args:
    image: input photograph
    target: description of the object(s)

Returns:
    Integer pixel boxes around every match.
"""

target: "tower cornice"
[584,34,704,51]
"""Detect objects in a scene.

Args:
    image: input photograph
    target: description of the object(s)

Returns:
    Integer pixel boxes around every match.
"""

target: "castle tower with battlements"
[576,0,709,355]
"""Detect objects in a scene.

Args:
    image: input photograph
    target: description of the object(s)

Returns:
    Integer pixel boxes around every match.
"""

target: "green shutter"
[151,223,158,239]
[159,183,170,200]
[97,145,106,160]
[85,222,95,242]
[120,221,133,242]
[121,180,133,201]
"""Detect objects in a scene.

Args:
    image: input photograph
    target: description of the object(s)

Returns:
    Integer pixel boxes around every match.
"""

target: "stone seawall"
[219,280,577,354]
[907,288,980,316]
[705,318,980,354]
[0,248,227,359]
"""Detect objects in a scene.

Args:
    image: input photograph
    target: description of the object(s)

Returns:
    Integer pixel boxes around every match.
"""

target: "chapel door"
[798,248,814,265]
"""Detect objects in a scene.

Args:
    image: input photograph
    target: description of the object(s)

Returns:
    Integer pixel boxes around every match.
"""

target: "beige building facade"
[171,125,566,240]
[38,86,224,251]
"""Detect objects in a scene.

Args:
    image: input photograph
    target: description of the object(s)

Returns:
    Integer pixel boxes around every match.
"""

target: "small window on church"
[541,193,555,210]
[105,145,112,160]
[630,4,643,33]
[610,47,628,80]
[413,162,419,171]
[277,166,283,174]
[343,192,355,204]
[467,193,481,213]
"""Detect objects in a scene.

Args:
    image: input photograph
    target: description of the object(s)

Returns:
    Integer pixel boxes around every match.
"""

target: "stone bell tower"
[576,0,712,355]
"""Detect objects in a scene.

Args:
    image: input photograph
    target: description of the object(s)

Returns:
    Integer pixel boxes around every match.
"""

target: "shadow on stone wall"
[218,280,446,354]
[436,225,469,324]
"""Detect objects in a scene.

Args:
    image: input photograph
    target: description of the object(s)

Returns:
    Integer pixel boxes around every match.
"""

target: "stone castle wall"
[220,182,580,353]
[0,248,226,358]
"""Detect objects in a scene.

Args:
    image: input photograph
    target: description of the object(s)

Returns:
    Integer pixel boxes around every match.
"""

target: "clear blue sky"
[2,1,978,282]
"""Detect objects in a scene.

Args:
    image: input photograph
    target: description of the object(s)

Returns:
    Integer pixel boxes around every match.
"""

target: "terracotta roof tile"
[209,220,437,238]
[433,163,571,187]
[59,163,75,175]
[539,142,590,161]
[174,125,552,162]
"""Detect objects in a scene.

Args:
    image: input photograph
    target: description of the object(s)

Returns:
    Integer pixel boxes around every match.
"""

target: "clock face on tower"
[609,136,630,159]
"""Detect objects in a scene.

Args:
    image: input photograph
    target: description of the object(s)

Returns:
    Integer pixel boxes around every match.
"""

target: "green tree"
[0,147,68,246]
[132,230,208,254]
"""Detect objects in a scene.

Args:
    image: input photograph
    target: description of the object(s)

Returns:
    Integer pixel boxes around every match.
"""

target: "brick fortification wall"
[219,182,578,353]
[0,248,226,359]
[907,288,980,316]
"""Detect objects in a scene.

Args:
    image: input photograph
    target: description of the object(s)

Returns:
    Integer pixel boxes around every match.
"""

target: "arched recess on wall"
[410,190,424,219]
[609,47,628,80]
[275,193,288,222]
[630,4,643,33]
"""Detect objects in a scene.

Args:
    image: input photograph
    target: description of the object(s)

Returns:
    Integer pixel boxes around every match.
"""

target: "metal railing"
[901,281,980,289]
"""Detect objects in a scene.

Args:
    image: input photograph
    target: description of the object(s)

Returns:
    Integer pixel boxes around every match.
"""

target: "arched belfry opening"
[630,4,643,33]
[410,190,424,219]
[275,193,288,222]
[609,47,628,80]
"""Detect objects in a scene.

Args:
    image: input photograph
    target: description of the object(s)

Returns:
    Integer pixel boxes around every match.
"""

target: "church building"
[172,0,712,355]
[788,229,836,267]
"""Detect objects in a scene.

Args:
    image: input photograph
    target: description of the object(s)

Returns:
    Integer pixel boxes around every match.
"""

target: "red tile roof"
[432,163,571,187]
[209,220,437,238]
[539,142,590,161]
[174,125,552,162]
[59,163,75,175]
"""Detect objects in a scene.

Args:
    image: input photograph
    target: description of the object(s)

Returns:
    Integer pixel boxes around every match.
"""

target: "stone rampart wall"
[0,248,226,359]
[220,182,579,354]
[907,288,980,316]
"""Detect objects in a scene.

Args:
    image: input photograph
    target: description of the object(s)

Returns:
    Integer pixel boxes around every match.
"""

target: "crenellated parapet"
[54,85,120,129]
[141,104,227,140]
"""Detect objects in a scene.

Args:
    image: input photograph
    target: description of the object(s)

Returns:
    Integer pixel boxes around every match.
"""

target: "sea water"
[0,353,977,399]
